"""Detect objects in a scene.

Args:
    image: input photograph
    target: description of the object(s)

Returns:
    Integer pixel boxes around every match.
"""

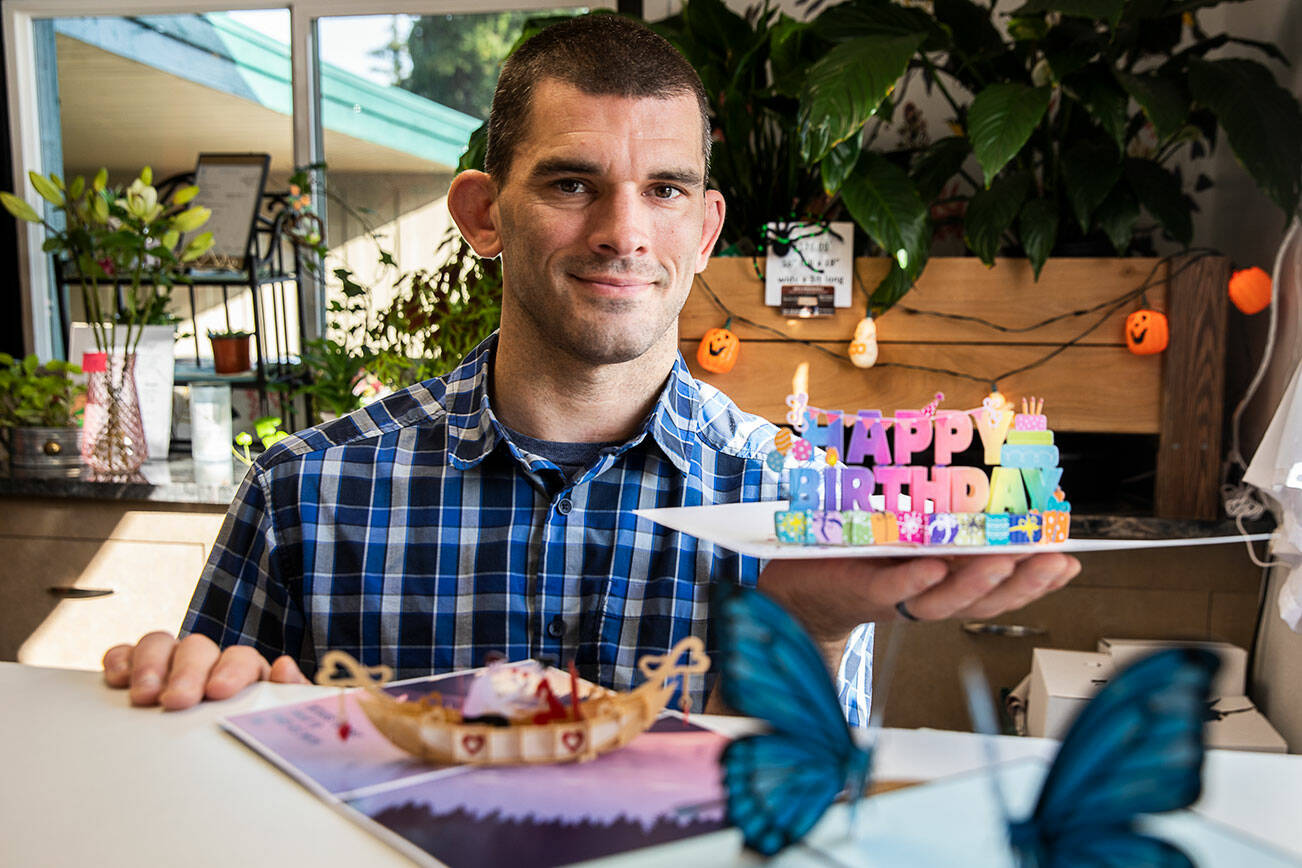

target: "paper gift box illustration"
[871,511,899,544]
[1042,510,1070,543]
[928,513,959,545]
[845,510,874,545]
[897,511,926,543]
[810,510,844,544]
[1008,512,1043,544]
[955,513,986,545]
[775,510,814,544]
[985,513,1011,545]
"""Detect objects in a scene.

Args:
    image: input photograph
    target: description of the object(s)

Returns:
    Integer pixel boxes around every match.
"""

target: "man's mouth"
[572,274,656,287]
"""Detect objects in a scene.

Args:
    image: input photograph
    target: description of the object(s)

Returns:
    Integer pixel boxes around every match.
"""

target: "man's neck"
[491,328,676,443]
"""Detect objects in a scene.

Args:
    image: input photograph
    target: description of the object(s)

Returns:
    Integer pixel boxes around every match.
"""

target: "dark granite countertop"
[0,456,245,506]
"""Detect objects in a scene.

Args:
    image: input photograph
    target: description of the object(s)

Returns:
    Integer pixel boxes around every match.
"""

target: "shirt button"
[546,615,566,638]
[556,497,572,515]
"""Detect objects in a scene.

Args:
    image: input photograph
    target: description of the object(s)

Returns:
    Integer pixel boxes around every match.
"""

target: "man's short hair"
[484,14,711,183]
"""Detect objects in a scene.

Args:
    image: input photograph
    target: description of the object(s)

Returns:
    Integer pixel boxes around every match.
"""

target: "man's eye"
[556,179,588,194]
[651,185,684,200]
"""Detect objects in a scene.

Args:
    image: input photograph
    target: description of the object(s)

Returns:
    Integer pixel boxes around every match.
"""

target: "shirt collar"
[443,333,698,476]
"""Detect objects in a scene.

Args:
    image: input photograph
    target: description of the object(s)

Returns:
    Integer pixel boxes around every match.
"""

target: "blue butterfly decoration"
[714,583,1220,865]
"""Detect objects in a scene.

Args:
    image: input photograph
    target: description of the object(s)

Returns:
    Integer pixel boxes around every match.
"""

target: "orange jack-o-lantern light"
[1125,309,1169,355]
[1228,266,1272,315]
[697,318,740,373]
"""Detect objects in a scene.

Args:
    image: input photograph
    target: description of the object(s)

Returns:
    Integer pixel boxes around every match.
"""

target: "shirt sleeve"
[836,622,875,727]
[180,464,309,670]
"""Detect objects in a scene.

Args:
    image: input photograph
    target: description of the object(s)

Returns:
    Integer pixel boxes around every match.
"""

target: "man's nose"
[588,186,651,257]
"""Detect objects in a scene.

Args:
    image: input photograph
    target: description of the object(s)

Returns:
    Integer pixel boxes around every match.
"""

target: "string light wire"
[694,250,1212,391]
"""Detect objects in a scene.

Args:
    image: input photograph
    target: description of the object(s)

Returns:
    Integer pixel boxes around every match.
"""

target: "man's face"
[489,79,723,366]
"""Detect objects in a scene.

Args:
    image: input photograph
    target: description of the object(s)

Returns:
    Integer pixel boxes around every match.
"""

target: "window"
[5,0,607,362]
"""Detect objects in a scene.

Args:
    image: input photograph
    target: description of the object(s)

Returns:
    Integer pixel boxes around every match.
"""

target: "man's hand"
[102,632,310,710]
[758,552,1080,654]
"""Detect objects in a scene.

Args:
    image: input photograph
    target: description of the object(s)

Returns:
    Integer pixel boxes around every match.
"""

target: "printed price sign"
[764,221,853,311]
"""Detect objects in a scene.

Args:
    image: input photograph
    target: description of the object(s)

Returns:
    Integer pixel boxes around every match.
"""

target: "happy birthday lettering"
[773,399,1071,547]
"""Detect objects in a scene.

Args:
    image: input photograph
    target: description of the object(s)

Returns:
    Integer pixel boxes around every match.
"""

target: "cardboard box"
[1097,638,1247,698]
[1027,649,1112,741]
[1027,648,1288,752]
[1207,698,1289,753]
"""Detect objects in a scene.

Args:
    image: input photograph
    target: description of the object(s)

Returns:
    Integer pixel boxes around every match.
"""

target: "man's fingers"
[899,555,1018,621]
[158,634,222,711]
[866,557,950,604]
[103,644,134,687]
[955,553,1081,620]
[204,645,272,701]
[269,655,310,684]
[127,631,181,706]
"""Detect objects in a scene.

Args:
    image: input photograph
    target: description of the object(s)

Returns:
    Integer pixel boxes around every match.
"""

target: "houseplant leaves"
[798,31,926,164]
[1189,57,1302,218]
[966,84,1051,187]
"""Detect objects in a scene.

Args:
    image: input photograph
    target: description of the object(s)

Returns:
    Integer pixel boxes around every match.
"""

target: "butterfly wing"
[1036,826,1194,868]
[1012,647,1219,866]
[714,583,871,855]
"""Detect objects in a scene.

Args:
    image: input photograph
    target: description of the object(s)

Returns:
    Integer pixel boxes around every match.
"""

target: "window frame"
[3,0,609,359]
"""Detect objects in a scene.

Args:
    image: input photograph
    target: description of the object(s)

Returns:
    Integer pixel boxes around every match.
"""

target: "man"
[104,16,1078,721]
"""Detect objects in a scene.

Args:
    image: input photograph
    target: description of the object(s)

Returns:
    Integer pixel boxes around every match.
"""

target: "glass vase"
[81,351,148,478]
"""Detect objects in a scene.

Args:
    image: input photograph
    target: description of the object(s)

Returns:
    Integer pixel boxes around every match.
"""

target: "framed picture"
[191,152,271,268]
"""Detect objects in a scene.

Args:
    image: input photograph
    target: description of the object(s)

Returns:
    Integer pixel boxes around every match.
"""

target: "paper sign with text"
[764,221,854,309]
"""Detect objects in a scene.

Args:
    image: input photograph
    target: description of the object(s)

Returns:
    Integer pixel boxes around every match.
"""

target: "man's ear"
[447,170,503,258]
[695,189,726,273]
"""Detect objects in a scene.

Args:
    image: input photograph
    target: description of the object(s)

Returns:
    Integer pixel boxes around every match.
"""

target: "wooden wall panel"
[682,256,1167,344]
[1155,253,1231,518]
[681,256,1169,434]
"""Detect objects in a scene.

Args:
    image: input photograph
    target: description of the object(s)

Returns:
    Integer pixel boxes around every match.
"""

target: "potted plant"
[276,166,502,424]
[793,0,1302,307]
[2,167,215,475]
[207,329,254,375]
[0,352,86,478]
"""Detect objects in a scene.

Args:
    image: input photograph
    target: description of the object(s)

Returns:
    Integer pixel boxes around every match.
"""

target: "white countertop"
[3,662,1299,867]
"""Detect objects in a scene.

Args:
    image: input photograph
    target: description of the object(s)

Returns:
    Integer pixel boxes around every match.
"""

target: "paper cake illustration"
[772,394,1070,547]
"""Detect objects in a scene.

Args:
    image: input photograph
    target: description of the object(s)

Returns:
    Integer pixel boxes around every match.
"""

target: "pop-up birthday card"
[637,381,1269,560]
[771,391,1069,548]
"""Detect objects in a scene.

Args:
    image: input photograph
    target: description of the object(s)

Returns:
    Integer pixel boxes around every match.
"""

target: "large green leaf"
[679,0,752,60]
[1115,71,1189,142]
[1018,198,1059,279]
[964,172,1032,264]
[839,152,930,278]
[820,135,862,196]
[1010,0,1124,25]
[1125,158,1192,245]
[0,191,42,223]
[870,258,928,312]
[910,136,971,201]
[798,32,926,164]
[967,84,1051,187]
[769,16,817,98]
[1042,19,1104,81]
[1061,137,1122,231]
[28,173,64,208]
[1189,57,1302,218]
[1094,183,1140,253]
[812,0,946,50]
[933,0,1003,59]
[1068,65,1129,148]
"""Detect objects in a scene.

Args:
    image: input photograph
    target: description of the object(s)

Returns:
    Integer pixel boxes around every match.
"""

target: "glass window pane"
[42,9,296,374]
[312,10,582,384]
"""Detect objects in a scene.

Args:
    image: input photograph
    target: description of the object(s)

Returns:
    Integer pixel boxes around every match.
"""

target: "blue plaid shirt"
[182,334,874,721]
